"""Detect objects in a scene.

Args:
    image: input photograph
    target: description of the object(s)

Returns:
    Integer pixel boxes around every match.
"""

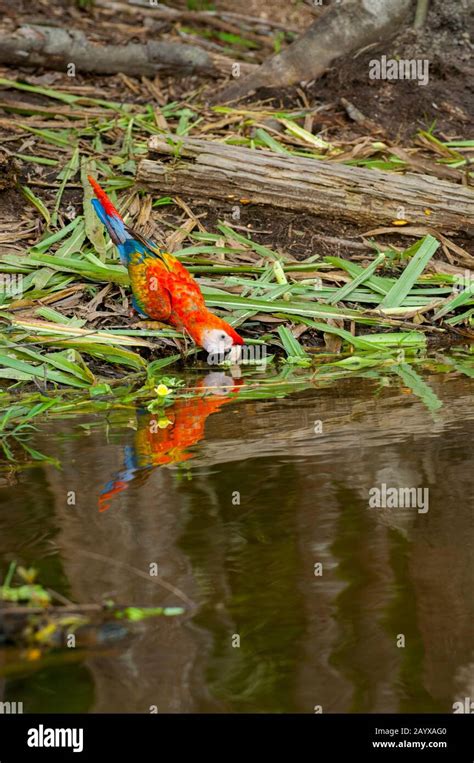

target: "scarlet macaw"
[88,176,244,357]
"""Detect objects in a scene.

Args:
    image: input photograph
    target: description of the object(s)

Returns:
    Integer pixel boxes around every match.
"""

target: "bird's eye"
[220,333,226,340]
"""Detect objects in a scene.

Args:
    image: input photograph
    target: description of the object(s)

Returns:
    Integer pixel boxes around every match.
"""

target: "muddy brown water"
[0,370,472,713]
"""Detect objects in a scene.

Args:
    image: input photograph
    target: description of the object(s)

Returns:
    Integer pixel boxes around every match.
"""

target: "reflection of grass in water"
[382,529,444,712]
[178,459,305,712]
[5,662,94,713]
[329,484,378,712]
[0,467,95,710]
[0,467,70,597]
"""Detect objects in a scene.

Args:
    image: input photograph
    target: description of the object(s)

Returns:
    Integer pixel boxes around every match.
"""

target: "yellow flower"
[157,417,172,429]
[25,648,42,662]
[155,384,170,397]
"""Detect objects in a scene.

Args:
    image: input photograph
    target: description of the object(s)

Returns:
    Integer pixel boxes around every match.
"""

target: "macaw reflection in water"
[98,373,242,512]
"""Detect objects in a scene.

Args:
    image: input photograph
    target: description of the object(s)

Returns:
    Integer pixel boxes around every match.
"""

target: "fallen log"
[137,136,474,233]
[0,25,256,79]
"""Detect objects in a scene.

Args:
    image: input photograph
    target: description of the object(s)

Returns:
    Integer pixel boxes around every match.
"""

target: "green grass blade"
[433,284,474,320]
[277,326,309,359]
[1,342,94,384]
[325,256,393,296]
[203,292,380,324]
[217,223,281,261]
[279,118,334,151]
[254,128,292,155]
[51,147,80,226]
[28,254,129,286]
[20,186,51,227]
[30,217,81,254]
[0,353,88,388]
[380,236,439,309]
[327,254,385,304]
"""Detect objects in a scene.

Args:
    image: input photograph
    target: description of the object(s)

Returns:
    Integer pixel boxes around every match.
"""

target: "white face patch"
[202,328,234,355]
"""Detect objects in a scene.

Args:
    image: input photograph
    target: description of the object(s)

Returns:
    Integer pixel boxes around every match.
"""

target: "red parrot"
[88,176,244,358]
[98,372,242,511]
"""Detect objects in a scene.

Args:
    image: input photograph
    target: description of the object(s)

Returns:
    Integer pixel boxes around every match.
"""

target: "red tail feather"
[88,175,123,220]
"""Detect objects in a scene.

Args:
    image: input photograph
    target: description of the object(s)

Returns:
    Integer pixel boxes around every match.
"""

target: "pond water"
[0,367,473,713]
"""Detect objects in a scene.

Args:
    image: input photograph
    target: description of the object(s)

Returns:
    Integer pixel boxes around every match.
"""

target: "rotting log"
[137,136,474,233]
[0,25,256,79]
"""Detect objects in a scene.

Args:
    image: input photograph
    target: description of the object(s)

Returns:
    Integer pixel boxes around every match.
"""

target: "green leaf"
[277,326,309,359]
[148,349,199,375]
[90,383,113,396]
[0,353,87,388]
[203,292,380,325]
[9,318,151,349]
[328,254,386,304]
[54,342,146,371]
[302,318,426,352]
[28,253,129,286]
[116,605,184,621]
[326,256,394,296]
[433,284,474,320]
[20,186,51,227]
[30,216,82,254]
[379,236,439,309]
[2,342,94,384]
[52,147,80,225]
[217,223,281,261]
[254,128,292,155]
[279,118,334,151]
[35,307,86,327]
[13,153,59,166]
[328,355,382,370]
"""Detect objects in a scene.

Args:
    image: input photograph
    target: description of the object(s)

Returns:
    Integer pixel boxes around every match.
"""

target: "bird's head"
[200,318,244,360]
